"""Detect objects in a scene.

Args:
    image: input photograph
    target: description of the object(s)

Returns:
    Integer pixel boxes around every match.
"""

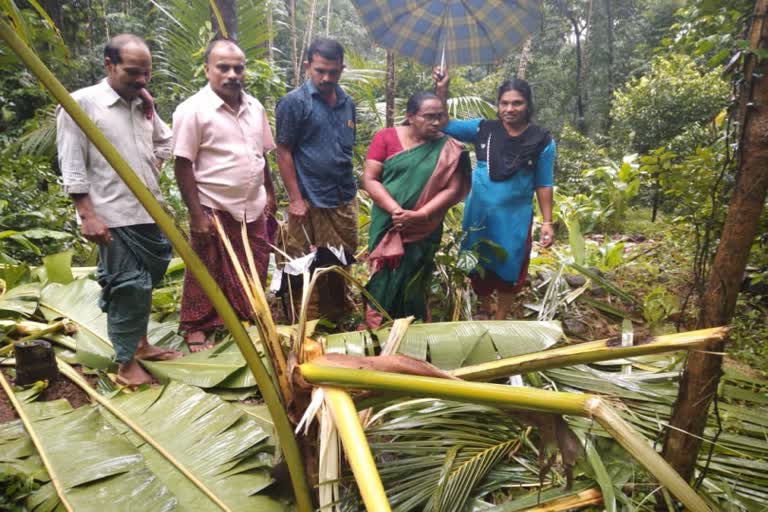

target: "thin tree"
[385,50,395,127]
[662,0,768,484]
[211,0,238,41]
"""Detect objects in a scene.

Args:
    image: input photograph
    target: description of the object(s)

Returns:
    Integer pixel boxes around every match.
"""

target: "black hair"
[305,37,344,64]
[497,78,535,121]
[406,91,441,115]
[104,34,147,64]
[203,38,243,63]
[402,91,442,125]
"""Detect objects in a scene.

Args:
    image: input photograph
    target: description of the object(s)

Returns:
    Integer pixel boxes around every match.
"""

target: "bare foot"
[117,359,154,387]
[135,336,181,361]
[185,331,215,353]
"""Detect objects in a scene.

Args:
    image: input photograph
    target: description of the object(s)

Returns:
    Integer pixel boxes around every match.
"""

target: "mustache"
[223,80,242,87]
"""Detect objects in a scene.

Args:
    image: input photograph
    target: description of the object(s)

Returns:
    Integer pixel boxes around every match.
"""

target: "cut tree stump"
[14,339,58,385]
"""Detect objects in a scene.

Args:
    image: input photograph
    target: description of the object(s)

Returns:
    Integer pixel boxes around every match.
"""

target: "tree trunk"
[661,0,768,484]
[516,37,532,79]
[604,0,614,131]
[385,50,395,128]
[566,12,586,133]
[288,0,300,86]
[211,0,238,41]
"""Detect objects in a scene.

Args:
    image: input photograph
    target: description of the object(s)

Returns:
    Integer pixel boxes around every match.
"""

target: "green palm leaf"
[356,399,538,512]
[325,321,563,370]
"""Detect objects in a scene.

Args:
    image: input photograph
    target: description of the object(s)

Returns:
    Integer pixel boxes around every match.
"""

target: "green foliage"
[611,54,728,152]
[642,286,680,329]
[555,124,607,192]
[664,0,752,67]
[0,470,39,511]
[582,155,642,232]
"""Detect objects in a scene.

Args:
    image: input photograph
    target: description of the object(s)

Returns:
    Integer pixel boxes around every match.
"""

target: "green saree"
[366,136,467,321]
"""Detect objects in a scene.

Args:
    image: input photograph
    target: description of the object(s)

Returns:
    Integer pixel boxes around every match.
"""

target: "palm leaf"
[353,399,537,512]
[324,321,563,370]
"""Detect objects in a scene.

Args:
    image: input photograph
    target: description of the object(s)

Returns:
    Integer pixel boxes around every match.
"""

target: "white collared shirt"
[172,84,275,222]
[56,79,172,227]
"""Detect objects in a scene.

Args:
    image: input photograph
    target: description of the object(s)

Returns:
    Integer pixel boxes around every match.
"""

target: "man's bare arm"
[174,157,210,235]
[275,143,308,220]
[71,194,111,245]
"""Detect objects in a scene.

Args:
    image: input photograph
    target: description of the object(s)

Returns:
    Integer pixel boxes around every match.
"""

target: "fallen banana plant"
[0,20,312,511]
[58,361,284,511]
[0,373,176,512]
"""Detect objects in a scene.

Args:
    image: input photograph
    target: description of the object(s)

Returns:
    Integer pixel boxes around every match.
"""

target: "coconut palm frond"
[447,96,496,120]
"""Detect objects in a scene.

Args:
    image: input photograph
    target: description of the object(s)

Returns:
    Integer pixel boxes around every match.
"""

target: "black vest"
[474,120,552,182]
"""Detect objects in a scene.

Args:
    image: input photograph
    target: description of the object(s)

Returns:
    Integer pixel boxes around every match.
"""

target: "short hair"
[104,34,147,64]
[305,37,344,64]
[497,79,535,121]
[203,38,243,63]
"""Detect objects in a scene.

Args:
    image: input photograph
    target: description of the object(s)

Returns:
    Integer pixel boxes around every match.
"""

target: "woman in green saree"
[362,91,471,327]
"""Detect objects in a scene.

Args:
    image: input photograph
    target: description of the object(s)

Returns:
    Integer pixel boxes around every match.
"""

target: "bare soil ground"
[0,366,95,422]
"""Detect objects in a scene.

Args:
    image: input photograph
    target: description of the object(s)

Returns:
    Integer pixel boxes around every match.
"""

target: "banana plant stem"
[0,19,312,512]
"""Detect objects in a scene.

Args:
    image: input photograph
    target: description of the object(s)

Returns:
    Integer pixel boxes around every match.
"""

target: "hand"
[190,212,212,236]
[138,88,155,121]
[265,194,277,217]
[539,223,554,247]
[80,214,111,245]
[288,199,308,221]
[432,66,449,90]
[392,208,427,231]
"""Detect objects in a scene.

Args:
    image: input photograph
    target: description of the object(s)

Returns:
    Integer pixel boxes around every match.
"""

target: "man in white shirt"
[172,39,276,351]
[56,34,179,386]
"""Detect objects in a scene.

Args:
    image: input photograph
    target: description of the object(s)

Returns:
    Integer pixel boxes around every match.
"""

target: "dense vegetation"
[1,0,767,510]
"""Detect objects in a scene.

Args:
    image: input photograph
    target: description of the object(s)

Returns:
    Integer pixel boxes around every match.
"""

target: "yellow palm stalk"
[300,364,712,512]
[453,326,728,381]
[324,388,391,512]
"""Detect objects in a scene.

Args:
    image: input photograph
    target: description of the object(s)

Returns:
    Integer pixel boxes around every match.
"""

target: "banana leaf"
[325,321,564,370]
[103,381,285,510]
[0,282,41,317]
[6,386,178,512]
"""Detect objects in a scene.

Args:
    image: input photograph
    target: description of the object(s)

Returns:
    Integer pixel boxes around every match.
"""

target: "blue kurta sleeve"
[534,140,556,187]
[442,118,482,144]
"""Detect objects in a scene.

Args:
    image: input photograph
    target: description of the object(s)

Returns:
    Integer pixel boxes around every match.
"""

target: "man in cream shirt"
[172,39,276,351]
[56,34,179,386]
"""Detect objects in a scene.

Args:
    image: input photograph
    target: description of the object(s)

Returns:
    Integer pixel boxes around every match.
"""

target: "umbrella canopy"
[351,0,543,67]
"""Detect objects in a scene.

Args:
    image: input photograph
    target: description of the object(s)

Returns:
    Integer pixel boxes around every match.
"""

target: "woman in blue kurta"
[435,71,556,320]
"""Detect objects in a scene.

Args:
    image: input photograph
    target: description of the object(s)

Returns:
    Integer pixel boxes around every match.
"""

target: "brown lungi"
[180,207,269,334]
[279,198,358,321]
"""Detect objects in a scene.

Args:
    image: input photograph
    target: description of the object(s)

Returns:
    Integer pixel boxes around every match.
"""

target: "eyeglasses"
[413,112,447,123]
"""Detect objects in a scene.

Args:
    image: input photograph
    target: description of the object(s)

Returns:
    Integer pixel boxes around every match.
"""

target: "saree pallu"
[365,137,470,325]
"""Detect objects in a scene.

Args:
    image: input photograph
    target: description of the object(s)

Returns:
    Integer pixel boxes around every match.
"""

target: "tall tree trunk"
[661,0,768,484]
[301,0,318,68]
[566,11,586,133]
[211,0,238,41]
[385,50,395,128]
[604,0,614,131]
[516,37,532,79]
[288,0,300,86]
[325,0,331,36]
